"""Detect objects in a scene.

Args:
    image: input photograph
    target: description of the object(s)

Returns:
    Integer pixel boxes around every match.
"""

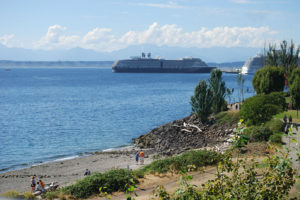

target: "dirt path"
[90,167,217,200]
[283,123,300,170]
[283,123,300,198]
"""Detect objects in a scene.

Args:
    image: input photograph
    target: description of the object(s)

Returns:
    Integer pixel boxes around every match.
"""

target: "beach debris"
[135,114,235,155]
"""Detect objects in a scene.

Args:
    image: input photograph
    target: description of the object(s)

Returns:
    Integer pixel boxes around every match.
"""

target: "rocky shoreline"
[135,114,236,155]
[0,114,237,194]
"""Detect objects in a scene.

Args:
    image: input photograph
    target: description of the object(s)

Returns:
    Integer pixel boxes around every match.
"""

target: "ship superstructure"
[112,53,215,73]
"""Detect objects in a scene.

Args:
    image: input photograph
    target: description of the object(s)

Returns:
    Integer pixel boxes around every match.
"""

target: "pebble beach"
[0,148,153,194]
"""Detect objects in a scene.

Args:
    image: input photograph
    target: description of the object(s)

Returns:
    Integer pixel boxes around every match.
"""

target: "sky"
[0,0,299,54]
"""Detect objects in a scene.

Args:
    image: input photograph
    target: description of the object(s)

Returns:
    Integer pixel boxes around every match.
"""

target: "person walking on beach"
[135,152,139,164]
[139,151,145,165]
[30,175,36,193]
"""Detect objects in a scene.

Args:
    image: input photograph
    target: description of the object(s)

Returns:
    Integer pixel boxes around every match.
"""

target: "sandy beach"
[0,147,154,194]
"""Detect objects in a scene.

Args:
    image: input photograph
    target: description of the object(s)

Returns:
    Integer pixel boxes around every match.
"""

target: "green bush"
[215,111,239,125]
[264,119,284,133]
[42,190,59,200]
[0,190,19,198]
[140,150,220,174]
[62,169,138,199]
[155,150,295,200]
[240,94,282,125]
[244,126,273,142]
[288,67,300,86]
[268,92,287,111]
[23,191,36,200]
[269,133,283,144]
[252,66,285,94]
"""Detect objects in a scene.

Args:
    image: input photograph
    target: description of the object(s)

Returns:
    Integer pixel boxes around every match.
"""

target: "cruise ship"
[112,53,215,73]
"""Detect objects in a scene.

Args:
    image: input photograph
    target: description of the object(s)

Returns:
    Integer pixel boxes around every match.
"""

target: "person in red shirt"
[139,151,145,165]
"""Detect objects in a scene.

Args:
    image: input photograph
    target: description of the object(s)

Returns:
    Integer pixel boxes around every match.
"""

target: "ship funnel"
[147,53,151,58]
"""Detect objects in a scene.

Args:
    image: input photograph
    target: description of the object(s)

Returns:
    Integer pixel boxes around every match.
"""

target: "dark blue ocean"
[0,68,254,172]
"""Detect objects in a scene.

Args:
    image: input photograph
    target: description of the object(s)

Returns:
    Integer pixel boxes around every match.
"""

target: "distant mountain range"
[0,60,113,68]
[0,44,261,63]
[0,60,245,69]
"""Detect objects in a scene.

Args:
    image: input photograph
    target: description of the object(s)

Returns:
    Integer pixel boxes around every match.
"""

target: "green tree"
[252,66,285,94]
[190,80,213,123]
[208,69,228,113]
[239,94,283,125]
[265,43,279,67]
[290,76,300,119]
[265,40,299,73]
[288,67,300,86]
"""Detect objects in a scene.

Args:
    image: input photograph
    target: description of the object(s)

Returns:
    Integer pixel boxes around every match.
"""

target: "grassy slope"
[274,110,300,123]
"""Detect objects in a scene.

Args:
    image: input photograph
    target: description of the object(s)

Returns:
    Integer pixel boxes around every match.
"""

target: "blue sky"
[0,0,299,52]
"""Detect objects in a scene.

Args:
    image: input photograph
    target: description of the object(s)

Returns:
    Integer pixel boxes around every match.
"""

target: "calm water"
[0,68,254,172]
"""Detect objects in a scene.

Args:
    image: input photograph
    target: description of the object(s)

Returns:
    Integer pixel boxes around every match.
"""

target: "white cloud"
[119,22,276,48]
[33,23,277,52]
[81,28,121,52]
[35,25,80,50]
[0,34,15,47]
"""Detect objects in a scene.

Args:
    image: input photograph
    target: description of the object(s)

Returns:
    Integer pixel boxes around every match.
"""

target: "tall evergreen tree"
[265,40,299,74]
[190,80,213,123]
[208,69,228,113]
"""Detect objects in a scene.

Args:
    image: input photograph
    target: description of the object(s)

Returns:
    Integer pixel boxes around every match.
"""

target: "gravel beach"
[0,147,154,194]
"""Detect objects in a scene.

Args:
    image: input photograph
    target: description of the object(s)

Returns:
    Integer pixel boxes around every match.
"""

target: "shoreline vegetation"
[0,111,237,195]
[1,108,298,199]
[1,43,300,199]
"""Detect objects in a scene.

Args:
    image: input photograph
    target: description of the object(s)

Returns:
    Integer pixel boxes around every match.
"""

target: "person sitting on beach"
[30,176,36,193]
[36,182,46,192]
[84,169,91,176]
[39,179,45,189]
[135,152,139,164]
[139,151,145,165]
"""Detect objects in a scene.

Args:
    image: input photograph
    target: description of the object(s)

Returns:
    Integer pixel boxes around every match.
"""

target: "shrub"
[288,67,300,86]
[0,190,19,198]
[269,133,283,144]
[268,92,287,111]
[23,191,36,200]
[155,150,295,200]
[252,66,285,94]
[245,126,273,142]
[141,150,221,174]
[264,119,284,133]
[290,76,300,113]
[215,111,239,125]
[62,169,138,199]
[240,94,282,125]
[43,190,59,200]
